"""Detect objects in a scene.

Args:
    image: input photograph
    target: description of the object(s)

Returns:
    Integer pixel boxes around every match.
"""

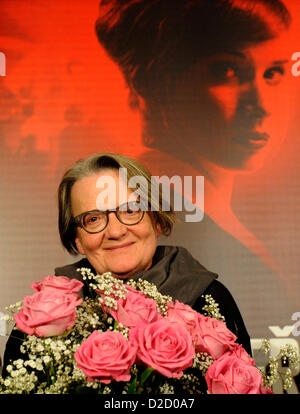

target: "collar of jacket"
[130,245,218,306]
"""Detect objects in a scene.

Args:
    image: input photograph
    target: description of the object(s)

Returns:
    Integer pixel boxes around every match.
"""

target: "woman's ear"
[75,235,85,256]
[155,221,163,237]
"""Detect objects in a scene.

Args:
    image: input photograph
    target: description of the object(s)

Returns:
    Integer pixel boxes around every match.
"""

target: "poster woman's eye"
[264,66,285,85]
[208,61,239,84]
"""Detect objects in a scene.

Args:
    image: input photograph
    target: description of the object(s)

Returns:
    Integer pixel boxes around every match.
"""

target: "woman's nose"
[104,212,128,239]
[238,82,269,126]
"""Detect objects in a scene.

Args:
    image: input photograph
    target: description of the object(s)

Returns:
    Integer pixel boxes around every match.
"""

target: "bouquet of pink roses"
[0,269,279,394]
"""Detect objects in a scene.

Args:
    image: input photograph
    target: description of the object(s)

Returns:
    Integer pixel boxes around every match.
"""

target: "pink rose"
[166,300,202,349]
[14,291,82,337]
[205,352,270,394]
[228,343,256,366]
[31,275,83,296]
[194,316,237,358]
[101,285,162,328]
[74,330,137,384]
[130,319,195,378]
[260,384,274,394]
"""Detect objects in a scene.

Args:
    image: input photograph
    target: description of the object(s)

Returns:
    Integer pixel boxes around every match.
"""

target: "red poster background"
[1,0,300,389]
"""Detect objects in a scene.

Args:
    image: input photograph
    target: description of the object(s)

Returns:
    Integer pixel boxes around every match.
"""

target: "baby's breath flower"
[263,356,279,387]
[159,383,175,394]
[103,386,112,394]
[43,356,51,364]
[36,344,44,353]
[24,360,36,369]
[201,294,225,321]
[262,339,271,354]
[4,379,12,387]
[36,362,44,371]
[193,352,214,374]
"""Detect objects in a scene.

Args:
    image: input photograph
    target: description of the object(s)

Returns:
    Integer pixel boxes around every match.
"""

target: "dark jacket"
[2,245,252,376]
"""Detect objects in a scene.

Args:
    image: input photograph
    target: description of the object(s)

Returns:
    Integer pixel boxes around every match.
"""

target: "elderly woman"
[58,153,251,351]
[2,152,251,374]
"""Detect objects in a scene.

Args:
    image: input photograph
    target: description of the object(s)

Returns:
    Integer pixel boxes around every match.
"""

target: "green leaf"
[127,375,138,394]
[141,367,154,385]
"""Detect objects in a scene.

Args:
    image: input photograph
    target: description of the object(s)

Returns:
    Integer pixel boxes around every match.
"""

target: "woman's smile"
[103,241,136,251]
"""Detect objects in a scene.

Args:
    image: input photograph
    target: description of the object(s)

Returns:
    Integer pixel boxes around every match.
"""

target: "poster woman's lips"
[232,132,270,150]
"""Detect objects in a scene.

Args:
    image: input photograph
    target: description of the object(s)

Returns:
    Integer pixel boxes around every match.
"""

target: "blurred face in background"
[0,1,37,153]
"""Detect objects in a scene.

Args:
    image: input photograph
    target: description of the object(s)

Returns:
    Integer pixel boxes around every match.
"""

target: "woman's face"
[71,169,161,279]
[165,30,293,172]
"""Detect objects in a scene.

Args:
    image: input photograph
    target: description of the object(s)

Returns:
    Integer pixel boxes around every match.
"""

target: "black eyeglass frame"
[72,201,146,234]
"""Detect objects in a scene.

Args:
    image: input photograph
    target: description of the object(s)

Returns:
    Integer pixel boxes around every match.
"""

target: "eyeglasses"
[73,201,145,234]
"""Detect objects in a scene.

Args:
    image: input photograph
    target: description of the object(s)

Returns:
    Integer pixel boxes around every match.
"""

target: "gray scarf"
[55,245,218,307]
